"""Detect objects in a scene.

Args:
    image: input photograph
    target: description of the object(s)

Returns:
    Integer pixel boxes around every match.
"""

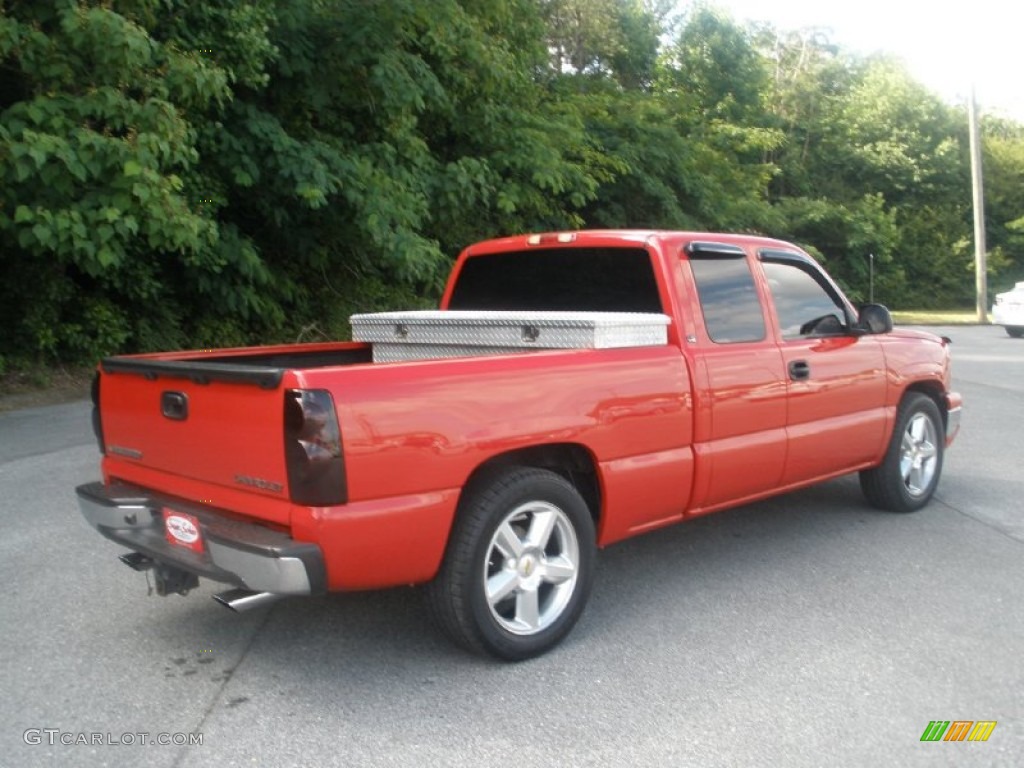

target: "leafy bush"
[1,1,1020,368]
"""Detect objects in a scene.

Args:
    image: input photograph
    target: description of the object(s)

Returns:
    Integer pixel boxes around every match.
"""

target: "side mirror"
[855,303,893,335]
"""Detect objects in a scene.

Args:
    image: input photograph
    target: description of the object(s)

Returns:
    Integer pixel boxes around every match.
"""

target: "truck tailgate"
[98,367,290,511]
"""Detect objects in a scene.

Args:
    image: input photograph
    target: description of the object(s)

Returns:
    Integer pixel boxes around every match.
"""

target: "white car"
[993,281,1024,337]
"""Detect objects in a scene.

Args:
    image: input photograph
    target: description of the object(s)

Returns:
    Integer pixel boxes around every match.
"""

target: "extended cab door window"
[688,248,766,343]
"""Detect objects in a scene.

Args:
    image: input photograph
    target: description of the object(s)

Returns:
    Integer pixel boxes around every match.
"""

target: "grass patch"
[891,310,990,325]
[0,363,94,412]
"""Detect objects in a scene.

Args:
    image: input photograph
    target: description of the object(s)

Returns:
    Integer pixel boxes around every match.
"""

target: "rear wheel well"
[460,444,601,527]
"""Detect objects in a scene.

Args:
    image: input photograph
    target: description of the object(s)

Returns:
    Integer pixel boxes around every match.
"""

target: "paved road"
[1,326,1021,767]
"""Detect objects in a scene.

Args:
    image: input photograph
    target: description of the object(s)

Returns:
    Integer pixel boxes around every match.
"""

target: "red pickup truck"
[77,230,962,660]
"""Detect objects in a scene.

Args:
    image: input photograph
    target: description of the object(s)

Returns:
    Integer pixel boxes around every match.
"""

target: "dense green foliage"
[1,0,1021,364]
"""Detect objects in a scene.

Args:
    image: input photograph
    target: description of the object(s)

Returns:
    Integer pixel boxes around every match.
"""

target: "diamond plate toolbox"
[350,310,671,362]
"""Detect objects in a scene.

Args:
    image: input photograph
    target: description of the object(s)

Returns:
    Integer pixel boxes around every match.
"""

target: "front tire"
[860,392,944,512]
[1006,326,1023,338]
[426,467,596,661]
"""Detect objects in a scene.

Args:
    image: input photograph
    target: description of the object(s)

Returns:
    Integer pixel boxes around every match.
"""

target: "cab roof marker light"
[526,233,577,246]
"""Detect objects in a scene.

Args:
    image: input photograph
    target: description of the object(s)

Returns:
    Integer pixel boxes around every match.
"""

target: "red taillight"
[284,389,347,506]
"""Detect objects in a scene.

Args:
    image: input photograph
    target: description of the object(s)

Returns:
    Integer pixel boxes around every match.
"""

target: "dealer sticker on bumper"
[163,508,204,553]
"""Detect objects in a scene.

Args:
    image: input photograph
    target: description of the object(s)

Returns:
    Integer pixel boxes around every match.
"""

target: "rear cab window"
[447,247,664,313]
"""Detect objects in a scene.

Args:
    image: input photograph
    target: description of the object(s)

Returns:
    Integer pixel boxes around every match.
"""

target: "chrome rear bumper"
[76,481,325,595]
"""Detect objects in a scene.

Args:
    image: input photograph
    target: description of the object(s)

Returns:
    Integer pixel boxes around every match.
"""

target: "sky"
[682,0,1024,122]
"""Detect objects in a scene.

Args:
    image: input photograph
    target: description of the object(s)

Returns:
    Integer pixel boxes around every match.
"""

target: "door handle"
[788,360,810,381]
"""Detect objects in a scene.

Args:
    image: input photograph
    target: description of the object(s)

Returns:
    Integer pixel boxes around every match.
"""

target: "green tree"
[751,24,854,197]
[0,0,615,361]
[0,1,279,359]
[246,0,613,334]
[752,37,978,308]
[541,0,670,89]
[663,4,769,122]
[3,0,1022,365]
[983,118,1024,290]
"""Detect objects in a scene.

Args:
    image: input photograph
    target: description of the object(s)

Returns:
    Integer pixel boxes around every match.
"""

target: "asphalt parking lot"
[1,325,1021,767]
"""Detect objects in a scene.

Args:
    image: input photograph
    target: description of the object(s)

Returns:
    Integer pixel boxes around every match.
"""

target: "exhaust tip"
[212,589,284,613]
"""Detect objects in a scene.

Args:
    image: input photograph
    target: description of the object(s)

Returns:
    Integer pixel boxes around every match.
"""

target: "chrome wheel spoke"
[910,416,927,442]
[542,556,576,584]
[515,588,541,631]
[907,464,923,493]
[486,569,518,604]
[526,509,557,549]
[493,521,524,559]
[900,454,914,482]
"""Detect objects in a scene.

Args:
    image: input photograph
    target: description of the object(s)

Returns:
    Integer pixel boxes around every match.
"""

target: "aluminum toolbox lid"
[350,310,671,350]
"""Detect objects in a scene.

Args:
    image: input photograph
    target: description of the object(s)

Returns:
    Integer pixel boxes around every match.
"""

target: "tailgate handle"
[788,360,811,381]
[161,391,189,421]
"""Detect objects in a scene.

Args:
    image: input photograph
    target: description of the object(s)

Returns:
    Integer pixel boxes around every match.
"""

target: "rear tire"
[860,393,944,512]
[1006,326,1023,338]
[426,467,596,661]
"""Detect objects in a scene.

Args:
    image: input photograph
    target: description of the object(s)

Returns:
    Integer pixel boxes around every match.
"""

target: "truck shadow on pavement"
[181,476,915,674]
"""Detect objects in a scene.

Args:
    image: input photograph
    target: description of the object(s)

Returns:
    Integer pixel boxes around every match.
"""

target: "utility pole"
[968,86,988,323]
